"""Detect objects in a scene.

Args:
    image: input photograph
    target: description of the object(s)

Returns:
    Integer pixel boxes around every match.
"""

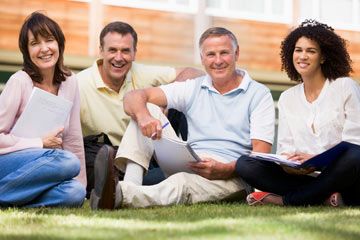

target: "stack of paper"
[11,87,73,138]
[249,152,301,167]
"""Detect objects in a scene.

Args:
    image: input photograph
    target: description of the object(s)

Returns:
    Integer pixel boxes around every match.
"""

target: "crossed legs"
[236,144,360,206]
[0,148,85,207]
[91,103,247,209]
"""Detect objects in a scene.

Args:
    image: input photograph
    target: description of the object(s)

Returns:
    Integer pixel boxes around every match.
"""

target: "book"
[10,87,73,138]
[249,141,352,170]
[153,136,201,177]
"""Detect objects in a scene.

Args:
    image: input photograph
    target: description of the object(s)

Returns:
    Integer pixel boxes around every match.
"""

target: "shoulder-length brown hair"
[18,11,70,84]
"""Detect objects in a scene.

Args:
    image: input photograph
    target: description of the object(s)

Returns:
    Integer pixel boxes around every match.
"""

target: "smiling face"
[27,30,59,74]
[200,35,239,83]
[100,32,136,85]
[293,36,324,79]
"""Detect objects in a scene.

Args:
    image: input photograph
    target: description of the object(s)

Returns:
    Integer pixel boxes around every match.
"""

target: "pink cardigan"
[0,71,87,186]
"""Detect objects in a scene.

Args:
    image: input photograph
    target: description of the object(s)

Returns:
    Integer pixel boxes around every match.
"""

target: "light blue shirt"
[160,69,275,162]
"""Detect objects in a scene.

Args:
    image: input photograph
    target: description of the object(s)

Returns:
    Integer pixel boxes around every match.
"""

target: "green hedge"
[0,71,13,84]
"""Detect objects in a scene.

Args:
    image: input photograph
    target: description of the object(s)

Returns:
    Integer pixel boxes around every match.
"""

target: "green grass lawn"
[1,201,359,240]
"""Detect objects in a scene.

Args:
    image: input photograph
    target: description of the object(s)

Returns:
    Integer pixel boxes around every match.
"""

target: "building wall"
[213,18,289,72]
[339,30,360,78]
[0,0,88,55]
[0,0,359,83]
[103,5,194,65]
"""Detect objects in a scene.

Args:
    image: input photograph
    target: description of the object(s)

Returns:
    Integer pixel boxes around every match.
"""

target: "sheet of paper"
[11,87,73,138]
[249,152,301,167]
[250,141,351,170]
[153,136,200,177]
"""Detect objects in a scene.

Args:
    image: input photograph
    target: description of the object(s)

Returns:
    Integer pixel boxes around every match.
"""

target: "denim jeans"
[0,148,86,208]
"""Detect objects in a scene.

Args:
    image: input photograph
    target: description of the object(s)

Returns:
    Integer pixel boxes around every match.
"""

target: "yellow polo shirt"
[77,60,176,145]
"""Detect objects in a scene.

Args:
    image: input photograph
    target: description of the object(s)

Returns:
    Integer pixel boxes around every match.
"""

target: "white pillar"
[88,0,103,56]
[193,0,211,64]
[292,0,300,26]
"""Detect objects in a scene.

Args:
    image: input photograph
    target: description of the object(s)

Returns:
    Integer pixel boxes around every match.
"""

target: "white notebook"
[153,136,201,177]
[11,87,73,138]
[249,152,301,167]
[250,141,350,170]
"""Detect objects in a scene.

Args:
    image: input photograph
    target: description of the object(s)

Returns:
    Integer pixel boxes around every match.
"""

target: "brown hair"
[18,11,70,84]
[99,21,138,51]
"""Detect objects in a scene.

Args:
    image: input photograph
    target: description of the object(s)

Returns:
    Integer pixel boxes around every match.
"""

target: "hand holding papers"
[153,136,201,177]
[10,87,73,138]
[250,152,301,167]
[250,141,351,171]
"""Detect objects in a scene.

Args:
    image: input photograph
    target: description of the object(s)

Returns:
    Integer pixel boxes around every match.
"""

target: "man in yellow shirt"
[77,21,203,196]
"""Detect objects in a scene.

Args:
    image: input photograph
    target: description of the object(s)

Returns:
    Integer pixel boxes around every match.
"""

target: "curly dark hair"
[280,19,352,82]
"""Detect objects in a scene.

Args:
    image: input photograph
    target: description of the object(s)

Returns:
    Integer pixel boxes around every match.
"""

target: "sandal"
[246,191,281,206]
[325,192,344,207]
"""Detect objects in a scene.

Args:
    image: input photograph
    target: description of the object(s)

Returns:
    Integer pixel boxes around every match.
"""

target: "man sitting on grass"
[90,27,275,209]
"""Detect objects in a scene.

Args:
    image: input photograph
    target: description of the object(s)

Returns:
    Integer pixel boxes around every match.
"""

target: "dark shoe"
[90,145,117,210]
[325,192,344,207]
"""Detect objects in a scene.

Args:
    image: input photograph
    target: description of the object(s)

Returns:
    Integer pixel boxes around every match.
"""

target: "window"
[299,0,360,30]
[205,0,292,23]
[101,0,197,13]
[230,0,265,14]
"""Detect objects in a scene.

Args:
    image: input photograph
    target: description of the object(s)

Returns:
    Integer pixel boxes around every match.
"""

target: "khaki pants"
[120,172,246,208]
[115,103,246,208]
[115,103,179,172]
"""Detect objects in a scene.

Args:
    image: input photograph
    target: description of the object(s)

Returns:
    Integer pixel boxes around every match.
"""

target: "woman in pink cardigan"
[0,12,86,207]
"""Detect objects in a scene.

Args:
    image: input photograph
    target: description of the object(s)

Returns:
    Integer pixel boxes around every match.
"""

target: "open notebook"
[153,136,201,177]
[250,141,351,170]
[11,87,73,138]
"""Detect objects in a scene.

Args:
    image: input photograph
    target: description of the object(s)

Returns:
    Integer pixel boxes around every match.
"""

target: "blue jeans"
[0,148,86,208]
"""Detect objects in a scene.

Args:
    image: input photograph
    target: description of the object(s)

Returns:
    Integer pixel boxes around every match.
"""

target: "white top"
[277,77,360,155]
[160,69,275,162]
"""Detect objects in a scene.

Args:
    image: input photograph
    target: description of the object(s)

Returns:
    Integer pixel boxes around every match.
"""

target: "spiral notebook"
[153,136,201,177]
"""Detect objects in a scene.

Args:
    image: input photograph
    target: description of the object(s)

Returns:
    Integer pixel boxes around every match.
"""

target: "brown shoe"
[90,145,117,210]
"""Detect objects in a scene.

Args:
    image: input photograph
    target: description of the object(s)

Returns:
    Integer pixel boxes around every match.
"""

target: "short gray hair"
[199,27,238,53]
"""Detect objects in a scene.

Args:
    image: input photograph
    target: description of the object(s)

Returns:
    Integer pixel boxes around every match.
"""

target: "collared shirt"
[77,60,176,145]
[0,70,87,186]
[277,77,360,155]
[160,69,275,162]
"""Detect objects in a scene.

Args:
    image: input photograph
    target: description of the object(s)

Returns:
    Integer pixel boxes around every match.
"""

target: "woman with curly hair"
[236,19,360,206]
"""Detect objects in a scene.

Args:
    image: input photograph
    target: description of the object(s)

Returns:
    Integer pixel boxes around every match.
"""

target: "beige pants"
[115,103,246,208]
[120,173,246,208]
[115,103,179,172]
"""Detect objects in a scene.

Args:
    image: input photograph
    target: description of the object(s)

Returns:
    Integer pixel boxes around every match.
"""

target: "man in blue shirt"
[90,27,275,210]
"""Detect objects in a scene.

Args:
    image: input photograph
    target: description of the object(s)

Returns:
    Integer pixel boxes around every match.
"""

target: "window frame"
[205,0,293,24]
[299,0,360,31]
[101,0,198,14]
